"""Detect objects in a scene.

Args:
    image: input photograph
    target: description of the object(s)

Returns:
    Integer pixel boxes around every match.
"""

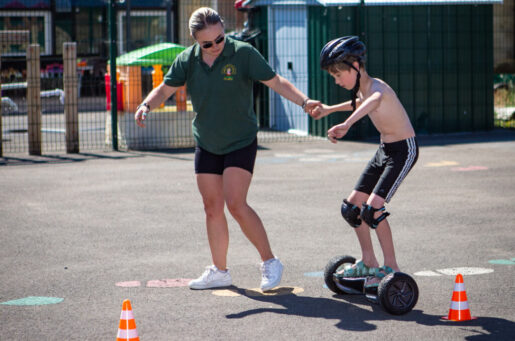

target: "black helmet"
[320,36,366,69]
[320,36,366,112]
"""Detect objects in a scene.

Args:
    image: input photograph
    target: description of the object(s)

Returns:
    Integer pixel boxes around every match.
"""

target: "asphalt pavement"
[1,129,514,340]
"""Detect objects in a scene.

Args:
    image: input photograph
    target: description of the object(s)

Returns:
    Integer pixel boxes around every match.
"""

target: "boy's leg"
[196,173,230,270]
[223,167,274,262]
[367,193,400,272]
[348,190,380,269]
[366,138,418,273]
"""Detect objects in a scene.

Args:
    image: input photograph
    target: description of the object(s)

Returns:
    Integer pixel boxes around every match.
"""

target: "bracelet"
[137,102,150,111]
[301,98,309,110]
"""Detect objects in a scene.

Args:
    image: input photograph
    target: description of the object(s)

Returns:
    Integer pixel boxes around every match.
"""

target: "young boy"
[312,36,419,287]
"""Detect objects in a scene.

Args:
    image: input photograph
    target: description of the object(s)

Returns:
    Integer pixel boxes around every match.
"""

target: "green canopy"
[116,43,186,66]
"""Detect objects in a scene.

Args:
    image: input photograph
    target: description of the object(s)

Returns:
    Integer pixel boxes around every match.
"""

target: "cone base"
[441,316,477,322]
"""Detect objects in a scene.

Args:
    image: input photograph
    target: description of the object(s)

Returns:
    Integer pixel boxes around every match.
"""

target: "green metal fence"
[307,4,496,139]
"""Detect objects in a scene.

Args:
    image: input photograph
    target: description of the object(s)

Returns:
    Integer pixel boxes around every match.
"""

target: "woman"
[135,7,319,291]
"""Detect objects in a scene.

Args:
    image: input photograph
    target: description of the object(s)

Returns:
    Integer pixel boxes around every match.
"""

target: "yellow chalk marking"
[425,160,459,167]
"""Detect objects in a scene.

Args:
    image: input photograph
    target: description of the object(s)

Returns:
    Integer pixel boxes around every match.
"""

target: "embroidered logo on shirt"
[222,64,236,81]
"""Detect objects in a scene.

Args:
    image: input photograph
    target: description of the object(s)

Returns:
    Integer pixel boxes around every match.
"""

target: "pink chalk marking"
[146,279,192,288]
[451,166,488,172]
[115,281,141,287]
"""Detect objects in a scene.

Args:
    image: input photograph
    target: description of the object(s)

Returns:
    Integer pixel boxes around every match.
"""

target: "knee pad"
[360,204,390,229]
[341,199,361,228]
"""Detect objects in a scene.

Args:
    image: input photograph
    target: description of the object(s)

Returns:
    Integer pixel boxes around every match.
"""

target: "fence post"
[63,42,79,153]
[0,49,3,158]
[109,0,118,151]
[27,44,42,156]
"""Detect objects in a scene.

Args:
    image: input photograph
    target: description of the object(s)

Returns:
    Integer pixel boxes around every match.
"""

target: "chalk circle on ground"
[115,281,141,287]
[147,279,192,288]
[436,267,494,276]
[212,286,304,297]
[1,296,64,306]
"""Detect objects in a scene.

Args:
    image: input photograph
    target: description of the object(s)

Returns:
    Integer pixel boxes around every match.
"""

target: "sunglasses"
[201,35,225,49]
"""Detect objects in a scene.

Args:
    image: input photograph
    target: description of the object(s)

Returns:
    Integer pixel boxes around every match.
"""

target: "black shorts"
[355,137,419,203]
[194,138,257,175]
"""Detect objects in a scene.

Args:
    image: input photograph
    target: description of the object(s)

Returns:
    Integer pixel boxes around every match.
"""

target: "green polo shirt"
[164,37,276,155]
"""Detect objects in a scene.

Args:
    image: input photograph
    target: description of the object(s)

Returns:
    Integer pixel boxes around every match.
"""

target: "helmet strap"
[343,61,361,111]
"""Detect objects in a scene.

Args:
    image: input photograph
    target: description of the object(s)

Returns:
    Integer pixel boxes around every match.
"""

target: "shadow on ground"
[223,286,514,340]
[0,152,141,166]
[2,129,514,166]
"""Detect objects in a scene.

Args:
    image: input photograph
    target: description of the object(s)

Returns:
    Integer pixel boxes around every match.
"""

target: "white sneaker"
[188,265,232,290]
[260,258,283,291]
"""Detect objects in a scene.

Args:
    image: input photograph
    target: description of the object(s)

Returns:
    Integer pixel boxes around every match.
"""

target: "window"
[0,11,52,55]
[117,10,168,54]
[76,8,104,55]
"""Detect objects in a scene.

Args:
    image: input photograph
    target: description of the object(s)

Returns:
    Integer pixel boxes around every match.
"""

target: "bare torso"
[359,78,415,143]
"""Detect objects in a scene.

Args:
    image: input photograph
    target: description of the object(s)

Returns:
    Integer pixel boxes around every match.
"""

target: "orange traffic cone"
[117,299,140,341]
[442,274,476,321]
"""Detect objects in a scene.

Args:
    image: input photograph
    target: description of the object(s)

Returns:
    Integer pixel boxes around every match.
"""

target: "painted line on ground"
[115,279,192,288]
[415,267,494,276]
[1,296,64,306]
[451,166,488,172]
[435,267,494,276]
[115,281,141,287]
[413,270,442,276]
[147,279,191,288]
[425,160,459,167]
[489,258,515,265]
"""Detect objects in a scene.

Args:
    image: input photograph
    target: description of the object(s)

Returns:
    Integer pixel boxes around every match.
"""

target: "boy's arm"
[312,98,362,119]
[343,91,381,126]
[327,91,382,143]
[330,99,362,113]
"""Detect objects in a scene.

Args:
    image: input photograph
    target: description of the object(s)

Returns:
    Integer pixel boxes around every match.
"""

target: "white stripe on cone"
[120,309,135,320]
[453,283,466,292]
[117,328,139,339]
[450,300,469,310]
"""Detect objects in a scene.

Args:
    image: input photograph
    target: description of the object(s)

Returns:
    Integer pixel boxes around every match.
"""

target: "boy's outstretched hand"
[327,122,351,143]
[311,103,331,120]
[303,99,322,115]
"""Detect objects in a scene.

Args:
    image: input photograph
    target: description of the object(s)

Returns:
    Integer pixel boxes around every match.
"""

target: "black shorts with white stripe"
[354,136,419,203]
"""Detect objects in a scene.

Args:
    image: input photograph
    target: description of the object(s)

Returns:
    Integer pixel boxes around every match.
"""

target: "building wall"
[493,0,514,72]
